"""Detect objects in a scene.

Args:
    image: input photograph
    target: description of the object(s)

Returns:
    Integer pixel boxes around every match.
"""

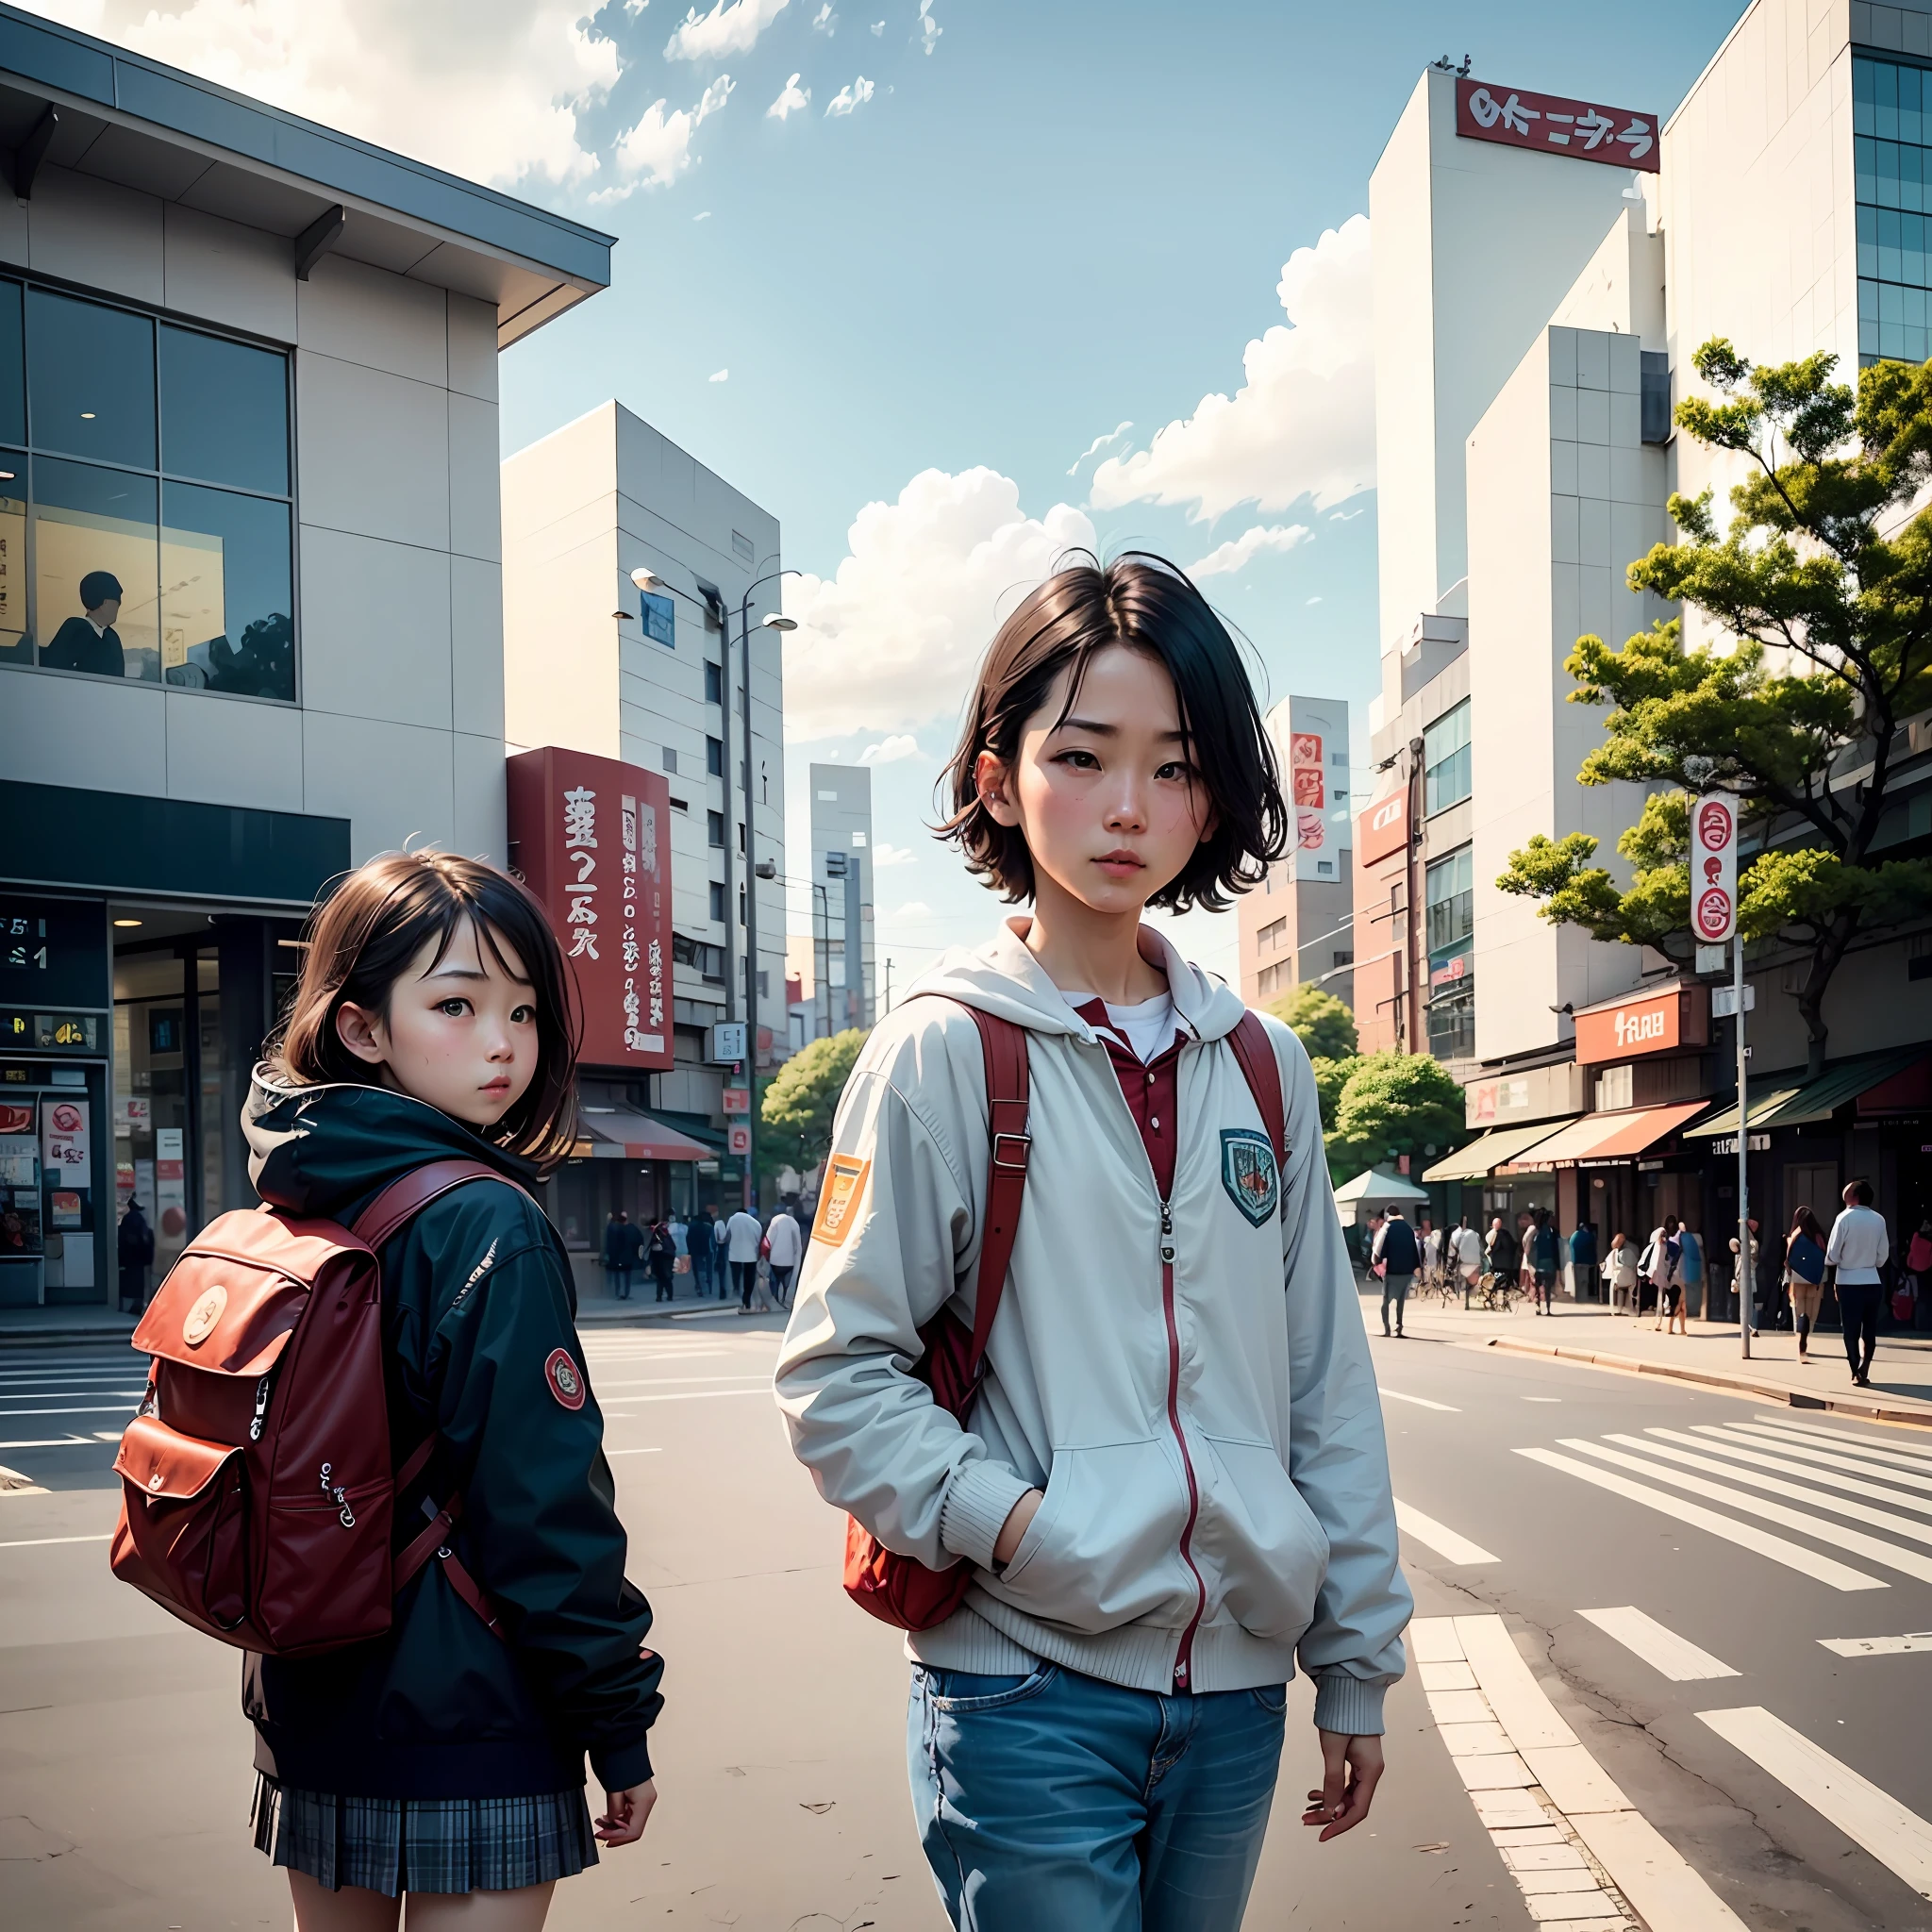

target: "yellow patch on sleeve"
[812,1154,872,1247]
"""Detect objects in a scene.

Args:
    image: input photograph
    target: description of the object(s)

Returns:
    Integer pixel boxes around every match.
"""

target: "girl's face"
[336,918,540,1129]
[976,643,1212,918]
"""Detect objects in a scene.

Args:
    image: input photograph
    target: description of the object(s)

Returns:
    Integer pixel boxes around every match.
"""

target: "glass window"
[1856,57,1932,366]
[26,290,155,469]
[0,458,23,663]
[639,591,675,647]
[1424,699,1472,815]
[159,481,293,698]
[158,325,289,494]
[32,457,160,682]
[1425,844,1474,964]
[0,282,23,449]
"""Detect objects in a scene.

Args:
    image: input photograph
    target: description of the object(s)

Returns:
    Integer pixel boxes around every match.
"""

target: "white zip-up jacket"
[774,922,1410,1735]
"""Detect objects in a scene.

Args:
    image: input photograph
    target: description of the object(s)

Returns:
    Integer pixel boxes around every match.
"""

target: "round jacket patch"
[544,1347,586,1411]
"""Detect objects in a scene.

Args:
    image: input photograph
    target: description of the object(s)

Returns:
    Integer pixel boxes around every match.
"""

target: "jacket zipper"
[1160,1197,1208,1691]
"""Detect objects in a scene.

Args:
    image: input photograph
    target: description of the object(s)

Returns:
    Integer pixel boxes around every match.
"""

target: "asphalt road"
[1,1303,1927,1929]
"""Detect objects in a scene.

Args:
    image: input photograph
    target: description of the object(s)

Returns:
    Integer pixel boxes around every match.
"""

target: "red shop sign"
[1456,77,1659,173]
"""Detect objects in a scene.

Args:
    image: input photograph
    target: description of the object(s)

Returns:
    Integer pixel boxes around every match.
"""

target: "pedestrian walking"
[688,1208,717,1298]
[1643,1215,1680,1328]
[1485,1214,1518,1292]
[1454,1217,1484,1305]
[1568,1219,1597,1303]
[774,555,1407,1931]
[1675,1221,1704,1324]
[1372,1207,1420,1336]
[765,1204,804,1309]
[1784,1207,1828,1363]
[1527,1210,1559,1315]
[1602,1230,1641,1315]
[668,1211,689,1289]
[724,1203,764,1311]
[1416,1216,1440,1291]
[647,1218,676,1303]
[237,851,660,1922]
[1906,1218,1932,1332]
[602,1209,638,1302]
[1826,1177,1890,1387]
[117,1196,154,1312]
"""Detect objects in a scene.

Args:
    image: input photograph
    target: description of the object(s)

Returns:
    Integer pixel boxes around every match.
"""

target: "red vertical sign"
[506,747,674,1072]
[1692,794,1737,944]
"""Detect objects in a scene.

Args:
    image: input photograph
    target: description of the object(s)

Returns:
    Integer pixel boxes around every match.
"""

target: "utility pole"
[1735,929,1753,1359]
[884,957,892,1014]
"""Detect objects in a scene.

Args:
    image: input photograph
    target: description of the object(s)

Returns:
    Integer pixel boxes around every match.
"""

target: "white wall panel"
[28,168,162,306]
[0,664,166,795]
[301,708,455,860]
[296,353,450,552]
[163,689,303,811]
[297,525,453,732]
[161,204,296,341]
[296,254,447,386]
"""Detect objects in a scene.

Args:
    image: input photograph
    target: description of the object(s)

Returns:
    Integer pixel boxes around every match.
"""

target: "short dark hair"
[80,570,122,610]
[271,851,581,1172]
[1846,1175,1874,1206]
[938,552,1290,912]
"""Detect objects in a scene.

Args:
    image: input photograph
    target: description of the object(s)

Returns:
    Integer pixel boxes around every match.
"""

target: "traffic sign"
[727,1124,751,1156]
[1691,794,1737,943]
[708,1022,748,1064]
[722,1086,750,1115]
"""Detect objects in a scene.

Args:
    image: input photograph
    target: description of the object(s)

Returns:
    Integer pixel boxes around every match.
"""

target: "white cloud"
[888,901,932,919]
[1089,213,1374,523]
[18,0,622,189]
[811,1,836,29]
[783,467,1096,739]
[859,734,923,765]
[1187,523,1311,579]
[1306,595,1323,606]
[917,0,941,54]
[709,367,730,382]
[1067,420,1133,476]
[608,73,733,193]
[767,72,810,119]
[693,208,712,220]
[665,0,789,61]
[873,841,920,867]
[870,16,884,32]
[1329,506,1363,521]
[625,0,649,14]
[824,75,875,116]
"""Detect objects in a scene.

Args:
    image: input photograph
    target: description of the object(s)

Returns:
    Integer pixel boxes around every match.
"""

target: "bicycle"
[1477,1271,1520,1314]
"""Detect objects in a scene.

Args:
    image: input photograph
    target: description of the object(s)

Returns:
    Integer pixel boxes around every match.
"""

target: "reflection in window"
[161,483,292,699]
[0,283,22,449]
[159,325,289,494]
[0,458,22,663]
[1424,699,1472,815]
[32,457,159,682]
[26,290,156,469]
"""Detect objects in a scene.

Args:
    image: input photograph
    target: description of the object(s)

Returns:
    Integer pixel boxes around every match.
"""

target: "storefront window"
[0,277,295,700]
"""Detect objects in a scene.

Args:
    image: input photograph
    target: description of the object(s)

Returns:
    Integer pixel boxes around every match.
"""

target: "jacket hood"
[902,917,1250,1044]
[244,1063,541,1222]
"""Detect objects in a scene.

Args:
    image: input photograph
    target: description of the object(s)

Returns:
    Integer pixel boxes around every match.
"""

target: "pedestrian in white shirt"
[1825,1177,1890,1387]
[724,1206,766,1312]
[765,1206,804,1310]
[1453,1219,1484,1306]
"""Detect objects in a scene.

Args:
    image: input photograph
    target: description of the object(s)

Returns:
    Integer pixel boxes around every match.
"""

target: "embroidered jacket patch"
[1220,1128,1280,1227]
[544,1347,587,1411]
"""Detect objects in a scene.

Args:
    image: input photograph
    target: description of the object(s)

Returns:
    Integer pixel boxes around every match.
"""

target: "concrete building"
[500,401,787,1237]
[0,5,609,1309]
[1236,694,1353,1008]
[801,762,874,1037]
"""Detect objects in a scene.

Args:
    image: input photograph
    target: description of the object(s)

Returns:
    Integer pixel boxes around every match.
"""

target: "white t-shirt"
[1062,990,1180,1064]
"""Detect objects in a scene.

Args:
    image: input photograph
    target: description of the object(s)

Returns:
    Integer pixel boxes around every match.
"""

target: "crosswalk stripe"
[1557,1440,1932,1586]
[1381,1388,1461,1411]
[1577,1607,1739,1681]
[1394,1499,1498,1564]
[1678,1427,1932,1521]
[1724,1424,1932,1494]
[1753,1413,1932,1465]
[1514,1448,1885,1591]
[1817,1631,1932,1657]
[1697,1706,1932,1900]
[1606,1434,1932,1549]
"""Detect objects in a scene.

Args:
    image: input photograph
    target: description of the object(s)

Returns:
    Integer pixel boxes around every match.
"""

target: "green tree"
[1309,1054,1364,1133]
[1498,340,1932,1074]
[759,1029,868,1176]
[1324,1051,1466,1184]
[1265,983,1359,1061]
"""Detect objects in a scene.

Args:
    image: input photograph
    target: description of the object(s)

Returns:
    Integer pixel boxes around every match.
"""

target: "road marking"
[1675,1427,1932,1521]
[0,1533,111,1549]
[1394,1499,1498,1564]
[0,1406,140,1419]
[0,1438,90,1450]
[1607,1434,1932,1548]
[593,1374,774,1390]
[0,1463,47,1497]
[606,1447,664,1457]
[1416,1615,1746,1930]
[1577,1607,1740,1680]
[1698,1705,1932,1900]
[1817,1631,1932,1657]
[1513,1448,1885,1591]
[1752,1414,1932,1465]
[1524,1396,1564,1403]
[1557,1439,1932,1586]
[1380,1388,1460,1411]
[1724,1424,1932,1495]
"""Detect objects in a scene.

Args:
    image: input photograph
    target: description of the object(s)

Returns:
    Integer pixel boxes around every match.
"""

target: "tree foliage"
[1266,983,1359,1061]
[759,1029,868,1176]
[1324,1052,1466,1184]
[1498,341,1932,1072]
[1309,1055,1364,1133]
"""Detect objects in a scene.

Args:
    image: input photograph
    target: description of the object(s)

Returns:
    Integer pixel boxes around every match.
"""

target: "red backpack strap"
[351,1158,533,1253]
[1227,1011,1288,1170]
[962,1006,1030,1373]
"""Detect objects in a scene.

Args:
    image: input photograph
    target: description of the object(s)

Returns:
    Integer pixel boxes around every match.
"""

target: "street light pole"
[1736,930,1753,1360]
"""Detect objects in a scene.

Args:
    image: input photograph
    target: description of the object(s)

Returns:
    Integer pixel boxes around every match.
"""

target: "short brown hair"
[938,552,1290,911]
[271,851,581,1171]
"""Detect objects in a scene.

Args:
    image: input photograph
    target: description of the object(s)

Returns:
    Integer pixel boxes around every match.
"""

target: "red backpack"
[841,1005,1287,1631]
[110,1158,518,1657]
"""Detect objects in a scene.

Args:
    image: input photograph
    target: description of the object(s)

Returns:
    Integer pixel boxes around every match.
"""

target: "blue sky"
[38,0,1751,979]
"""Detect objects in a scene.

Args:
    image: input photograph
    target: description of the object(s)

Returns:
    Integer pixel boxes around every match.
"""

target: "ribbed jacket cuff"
[940,1460,1037,1570]
[1312,1671,1387,1737]
[590,1733,654,1791]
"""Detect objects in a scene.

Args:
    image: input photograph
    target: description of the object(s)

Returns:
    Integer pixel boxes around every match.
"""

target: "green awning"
[1422,1119,1576,1183]
[1690,1045,1929,1138]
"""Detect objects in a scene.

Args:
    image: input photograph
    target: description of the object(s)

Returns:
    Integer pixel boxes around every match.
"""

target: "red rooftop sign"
[1456,77,1659,173]
[507,747,674,1074]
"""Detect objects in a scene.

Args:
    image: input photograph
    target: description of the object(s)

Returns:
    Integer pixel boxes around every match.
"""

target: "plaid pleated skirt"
[251,1773,597,1896]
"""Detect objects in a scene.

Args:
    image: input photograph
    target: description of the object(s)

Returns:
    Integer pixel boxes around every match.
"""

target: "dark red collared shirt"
[1071,997,1191,1200]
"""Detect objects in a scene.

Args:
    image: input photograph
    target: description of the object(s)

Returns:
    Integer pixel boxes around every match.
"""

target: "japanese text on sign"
[1692,793,1738,944]
[1456,77,1658,172]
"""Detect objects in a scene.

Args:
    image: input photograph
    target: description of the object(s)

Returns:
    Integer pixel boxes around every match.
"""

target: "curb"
[1476,1333,1932,1430]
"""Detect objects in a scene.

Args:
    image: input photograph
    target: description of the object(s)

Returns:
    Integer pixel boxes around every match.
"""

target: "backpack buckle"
[991,1132,1031,1172]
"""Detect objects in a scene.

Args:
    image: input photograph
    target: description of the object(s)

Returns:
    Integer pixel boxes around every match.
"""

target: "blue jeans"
[908,1662,1286,1931]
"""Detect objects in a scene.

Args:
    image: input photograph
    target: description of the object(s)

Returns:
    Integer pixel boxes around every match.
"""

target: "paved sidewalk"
[1374,1288,1932,1429]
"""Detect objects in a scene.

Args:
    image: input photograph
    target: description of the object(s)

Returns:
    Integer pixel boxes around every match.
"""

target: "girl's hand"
[595,1778,657,1846]
[1301,1731,1383,1841]
[991,1489,1044,1568]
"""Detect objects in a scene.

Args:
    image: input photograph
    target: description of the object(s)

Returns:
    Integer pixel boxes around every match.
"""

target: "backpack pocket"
[111,1415,250,1633]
